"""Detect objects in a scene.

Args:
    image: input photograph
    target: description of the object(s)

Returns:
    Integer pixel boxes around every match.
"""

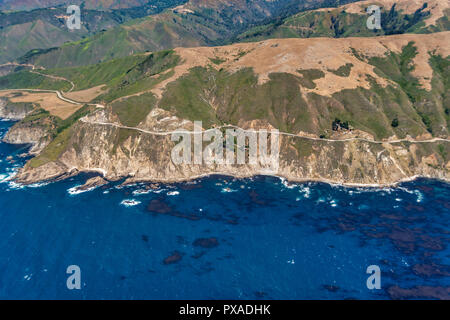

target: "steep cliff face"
[15,109,450,186]
[2,122,50,155]
[0,99,52,154]
[0,98,33,120]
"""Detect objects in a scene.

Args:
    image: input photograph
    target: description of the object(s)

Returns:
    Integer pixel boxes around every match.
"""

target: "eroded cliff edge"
[0,97,53,154]
[12,109,450,187]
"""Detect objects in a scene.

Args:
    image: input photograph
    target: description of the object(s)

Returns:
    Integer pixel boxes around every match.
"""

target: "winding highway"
[1,63,449,144]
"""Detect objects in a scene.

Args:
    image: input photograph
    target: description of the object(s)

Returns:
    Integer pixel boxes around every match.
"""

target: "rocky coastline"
[10,124,450,188]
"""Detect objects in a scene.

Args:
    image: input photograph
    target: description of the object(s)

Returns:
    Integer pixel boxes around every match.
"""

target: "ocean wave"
[398,187,424,202]
[221,187,237,193]
[132,189,152,196]
[398,187,414,194]
[67,185,96,195]
[280,177,298,189]
[23,274,33,281]
[167,191,180,196]
[148,188,166,194]
[414,190,424,203]
[330,199,338,208]
[316,197,326,204]
[7,181,24,190]
[27,182,51,188]
[120,199,141,207]
[299,186,311,198]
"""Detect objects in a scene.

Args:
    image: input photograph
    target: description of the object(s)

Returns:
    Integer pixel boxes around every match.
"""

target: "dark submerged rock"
[193,237,219,249]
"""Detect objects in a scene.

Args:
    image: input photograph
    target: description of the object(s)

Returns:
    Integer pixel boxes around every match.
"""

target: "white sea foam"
[27,182,50,188]
[67,185,96,195]
[120,199,141,207]
[23,274,33,281]
[316,197,326,204]
[132,189,151,196]
[398,187,414,194]
[221,187,237,193]
[299,186,311,198]
[167,191,180,196]
[280,177,298,189]
[153,188,166,194]
[414,190,424,203]
[8,181,24,190]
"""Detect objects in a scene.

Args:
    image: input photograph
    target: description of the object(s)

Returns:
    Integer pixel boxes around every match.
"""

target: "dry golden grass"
[65,85,107,103]
[0,91,81,120]
[153,32,449,97]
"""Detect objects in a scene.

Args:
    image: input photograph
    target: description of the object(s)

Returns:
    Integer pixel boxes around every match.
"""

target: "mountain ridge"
[237,0,450,42]
[16,0,357,68]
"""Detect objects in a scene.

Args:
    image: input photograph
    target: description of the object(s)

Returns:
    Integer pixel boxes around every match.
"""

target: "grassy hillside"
[0,70,71,91]
[0,0,166,11]
[18,0,356,68]
[155,46,449,140]
[3,34,448,140]
[237,1,450,42]
[0,1,187,63]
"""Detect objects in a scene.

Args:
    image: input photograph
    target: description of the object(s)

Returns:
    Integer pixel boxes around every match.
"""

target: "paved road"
[2,63,449,144]
[80,119,450,144]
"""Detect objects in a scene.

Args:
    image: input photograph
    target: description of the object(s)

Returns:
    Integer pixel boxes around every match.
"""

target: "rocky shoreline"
[12,162,450,190]
[0,98,51,154]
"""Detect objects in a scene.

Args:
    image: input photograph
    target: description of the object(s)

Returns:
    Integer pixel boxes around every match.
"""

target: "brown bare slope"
[160,32,449,96]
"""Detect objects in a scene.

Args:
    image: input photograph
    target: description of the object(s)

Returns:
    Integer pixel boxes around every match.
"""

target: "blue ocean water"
[0,120,449,300]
